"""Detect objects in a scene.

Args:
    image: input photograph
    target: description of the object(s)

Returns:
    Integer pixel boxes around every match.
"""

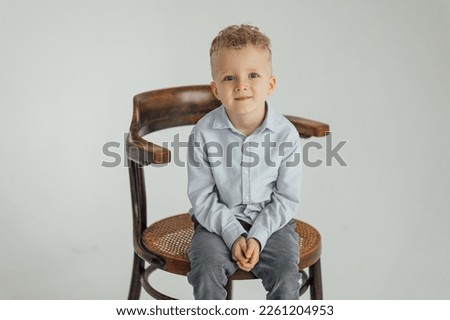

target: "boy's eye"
[249,73,259,79]
[223,75,235,81]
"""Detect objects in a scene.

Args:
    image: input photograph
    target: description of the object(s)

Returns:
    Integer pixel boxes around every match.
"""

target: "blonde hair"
[210,24,272,59]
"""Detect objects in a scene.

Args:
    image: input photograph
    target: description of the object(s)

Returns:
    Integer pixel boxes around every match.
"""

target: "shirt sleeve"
[247,131,302,251]
[187,129,247,250]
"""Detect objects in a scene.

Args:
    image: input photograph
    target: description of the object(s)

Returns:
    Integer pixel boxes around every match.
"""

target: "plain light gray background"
[1,0,449,299]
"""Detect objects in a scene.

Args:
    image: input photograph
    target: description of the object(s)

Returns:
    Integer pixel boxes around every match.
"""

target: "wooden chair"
[126,85,329,300]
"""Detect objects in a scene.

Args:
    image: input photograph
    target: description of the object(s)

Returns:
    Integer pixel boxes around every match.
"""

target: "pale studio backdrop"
[1,0,449,299]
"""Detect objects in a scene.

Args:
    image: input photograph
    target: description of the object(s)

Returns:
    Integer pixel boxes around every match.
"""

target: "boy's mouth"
[235,96,252,101]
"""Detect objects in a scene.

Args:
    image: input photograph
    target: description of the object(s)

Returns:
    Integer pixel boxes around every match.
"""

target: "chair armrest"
[126,132,171,166]
[285,115,330,138]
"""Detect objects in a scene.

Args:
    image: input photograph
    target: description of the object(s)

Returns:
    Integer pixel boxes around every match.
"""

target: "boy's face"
[210,46,276,118]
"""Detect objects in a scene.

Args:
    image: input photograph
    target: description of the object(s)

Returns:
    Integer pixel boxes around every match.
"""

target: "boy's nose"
[234,80,248,92]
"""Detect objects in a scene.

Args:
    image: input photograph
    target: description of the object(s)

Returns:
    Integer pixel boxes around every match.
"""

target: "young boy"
[187,24,302,300]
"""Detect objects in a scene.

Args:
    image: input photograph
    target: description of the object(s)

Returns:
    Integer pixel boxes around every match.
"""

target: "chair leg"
[225,280,233,300]
[128,252,145,300]
[309,259,323,300]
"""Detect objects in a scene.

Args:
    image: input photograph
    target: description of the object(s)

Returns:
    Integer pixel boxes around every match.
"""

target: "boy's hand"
[244,238,260,270]
[231,236,248,265]
[232,237,261,272]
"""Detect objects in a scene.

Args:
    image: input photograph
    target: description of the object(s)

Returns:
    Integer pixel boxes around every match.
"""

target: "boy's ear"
[210,81,220,100]
[268,76,277,95]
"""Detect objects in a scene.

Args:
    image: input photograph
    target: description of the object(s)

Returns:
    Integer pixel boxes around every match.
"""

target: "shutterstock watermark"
[101,132,348,168]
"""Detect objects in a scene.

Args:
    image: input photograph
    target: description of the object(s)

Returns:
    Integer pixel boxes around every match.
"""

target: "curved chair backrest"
[132,85,221,136]
[127,85,329,166]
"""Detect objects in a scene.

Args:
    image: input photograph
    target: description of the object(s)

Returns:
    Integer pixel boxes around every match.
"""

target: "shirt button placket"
[242,138,251,204]
[243,168,249,202]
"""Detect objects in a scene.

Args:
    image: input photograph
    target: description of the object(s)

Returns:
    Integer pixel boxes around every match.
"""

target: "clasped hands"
[231,236,261,272]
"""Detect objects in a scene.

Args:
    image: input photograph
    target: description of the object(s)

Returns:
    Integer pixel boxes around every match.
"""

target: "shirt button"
[244,196,249,201]
[243,169,248,175]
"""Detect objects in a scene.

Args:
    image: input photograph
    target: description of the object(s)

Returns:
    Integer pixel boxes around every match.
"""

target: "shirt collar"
[212,103,281,133]
[212,105,230,130]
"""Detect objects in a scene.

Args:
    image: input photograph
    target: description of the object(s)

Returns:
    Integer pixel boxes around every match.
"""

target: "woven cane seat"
[141,213,321,276]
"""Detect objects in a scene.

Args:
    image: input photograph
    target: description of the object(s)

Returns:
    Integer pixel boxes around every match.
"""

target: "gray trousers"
[187,219,301,300]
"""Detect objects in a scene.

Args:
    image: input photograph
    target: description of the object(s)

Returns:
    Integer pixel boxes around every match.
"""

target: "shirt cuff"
[247,227,270,251]
[222,221,248,250]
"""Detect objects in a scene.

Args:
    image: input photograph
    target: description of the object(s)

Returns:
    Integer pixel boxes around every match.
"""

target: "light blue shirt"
[187,104,302,251]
